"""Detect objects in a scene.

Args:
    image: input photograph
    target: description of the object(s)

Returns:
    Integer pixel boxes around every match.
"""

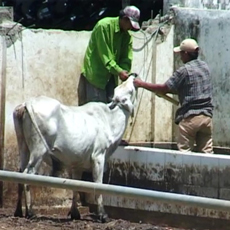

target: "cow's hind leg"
[13,105,30,218]
[23,150,45,218]
[92,155,108,223]
[19,107,48,219]
[14,163,29,217]
[14,177,25,217]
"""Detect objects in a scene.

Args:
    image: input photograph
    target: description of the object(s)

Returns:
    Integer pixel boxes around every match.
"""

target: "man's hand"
[133,78,144,88]
[119,70,129,81]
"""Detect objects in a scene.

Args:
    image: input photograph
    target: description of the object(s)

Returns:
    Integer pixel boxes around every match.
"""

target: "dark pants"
[77,74,116,106]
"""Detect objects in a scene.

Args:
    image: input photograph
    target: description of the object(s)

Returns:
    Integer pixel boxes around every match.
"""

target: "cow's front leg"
[68,169,81,220]
[14,183,24,217]
[92,155,108,223]
[79,171,94,206]
[24,183,34,218]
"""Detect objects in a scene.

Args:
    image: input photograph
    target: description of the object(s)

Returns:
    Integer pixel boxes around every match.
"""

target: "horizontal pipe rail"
[0,170,230,212]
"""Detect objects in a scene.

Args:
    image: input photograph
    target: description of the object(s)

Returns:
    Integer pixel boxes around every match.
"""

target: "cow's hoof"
[98,213,109,223]
[25,210,35,219]
[71,213,81,220]
[68,210,81,220]
[14,209,23,218]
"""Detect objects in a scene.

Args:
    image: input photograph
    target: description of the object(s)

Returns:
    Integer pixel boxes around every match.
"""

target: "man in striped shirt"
[78,5,140,105]
[134,38,214,153]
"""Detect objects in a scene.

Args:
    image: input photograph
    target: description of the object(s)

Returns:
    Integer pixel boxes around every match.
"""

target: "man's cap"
[173,38,199,53]
[123,5,140,30]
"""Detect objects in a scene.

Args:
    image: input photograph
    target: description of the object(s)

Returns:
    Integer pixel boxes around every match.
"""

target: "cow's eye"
[115,98,120,103]
[121,98,127,104]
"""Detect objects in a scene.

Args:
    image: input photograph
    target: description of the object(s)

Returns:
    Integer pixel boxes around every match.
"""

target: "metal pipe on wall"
[0,170,230,212]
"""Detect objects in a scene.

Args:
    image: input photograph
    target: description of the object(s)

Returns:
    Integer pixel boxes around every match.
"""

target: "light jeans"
[177,114,213,153]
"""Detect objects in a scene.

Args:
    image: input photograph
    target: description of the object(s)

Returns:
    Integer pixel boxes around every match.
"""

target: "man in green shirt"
[78,5,140,105]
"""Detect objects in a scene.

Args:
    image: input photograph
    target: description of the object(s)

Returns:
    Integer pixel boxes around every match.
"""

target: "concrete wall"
[1,19,175,169]
[0,19,175,206]
[173,7,230,147]
[1,25,92,206]
[3,26,90,170]
[164,0,230,14]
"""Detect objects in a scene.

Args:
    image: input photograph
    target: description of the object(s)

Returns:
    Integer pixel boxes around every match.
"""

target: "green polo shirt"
[82,17,133,89]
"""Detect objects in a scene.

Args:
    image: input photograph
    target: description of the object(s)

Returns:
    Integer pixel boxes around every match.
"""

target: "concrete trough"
[1,145,230,229]
[100,146,230,221]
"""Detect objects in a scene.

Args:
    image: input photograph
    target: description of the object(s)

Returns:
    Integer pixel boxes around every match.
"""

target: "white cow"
[13,74,137,222]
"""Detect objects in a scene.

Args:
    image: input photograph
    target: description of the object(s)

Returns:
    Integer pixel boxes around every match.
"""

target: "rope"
[127,19,173,143]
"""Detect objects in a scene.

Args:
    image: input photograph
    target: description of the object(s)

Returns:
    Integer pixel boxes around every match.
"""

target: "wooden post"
[150,35,157,143]
[0,36,7,207]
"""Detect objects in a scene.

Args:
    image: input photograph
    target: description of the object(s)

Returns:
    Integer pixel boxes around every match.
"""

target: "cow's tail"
[14,103,26,119]
[13,103,29,172]
[24,101,53,155]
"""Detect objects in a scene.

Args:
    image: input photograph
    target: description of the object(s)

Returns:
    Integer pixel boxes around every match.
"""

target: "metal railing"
[0,170,230,212]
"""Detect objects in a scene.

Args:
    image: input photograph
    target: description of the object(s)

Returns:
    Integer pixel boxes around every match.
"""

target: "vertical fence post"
[0,35,7,207]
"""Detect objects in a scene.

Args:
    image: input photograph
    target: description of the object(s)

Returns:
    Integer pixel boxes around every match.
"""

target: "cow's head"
[109,73,138,116]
